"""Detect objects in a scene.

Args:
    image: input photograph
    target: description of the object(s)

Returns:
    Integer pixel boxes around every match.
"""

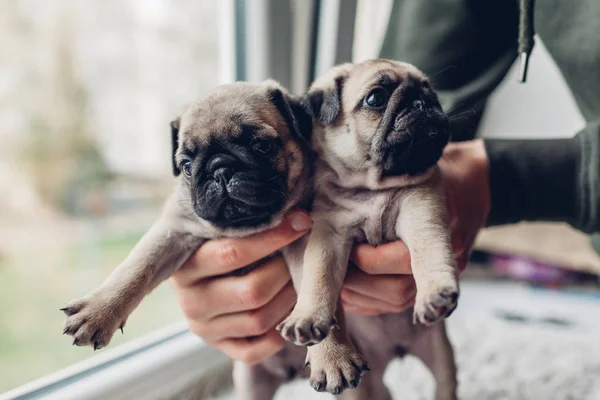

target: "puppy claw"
[119,325,124,334]
[308,346,368,394]
[277,312,336,346]
[353,361,370,377]
[60,306,76,316]
[439,290,459,303]
[61,295,126,350]
[313,382,324,392]
[414,283,459,326]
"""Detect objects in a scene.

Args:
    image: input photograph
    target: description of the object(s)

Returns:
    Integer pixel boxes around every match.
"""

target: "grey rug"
[209,281,600,400]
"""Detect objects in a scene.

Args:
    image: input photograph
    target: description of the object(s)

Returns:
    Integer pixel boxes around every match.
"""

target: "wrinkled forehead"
[179,87,282,147]
[342,60,427,106]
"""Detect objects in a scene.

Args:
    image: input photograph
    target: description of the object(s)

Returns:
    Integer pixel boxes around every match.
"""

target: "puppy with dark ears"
[273,59,459,399]
[60,80,314,351]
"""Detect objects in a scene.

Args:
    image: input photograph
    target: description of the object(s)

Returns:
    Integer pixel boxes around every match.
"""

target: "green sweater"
[380,0,600,242]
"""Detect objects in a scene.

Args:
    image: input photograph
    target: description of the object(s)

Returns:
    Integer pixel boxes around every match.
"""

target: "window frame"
[0,322,230,400]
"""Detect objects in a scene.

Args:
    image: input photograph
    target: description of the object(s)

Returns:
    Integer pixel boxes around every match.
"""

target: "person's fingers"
[188,282,296,341]
[350,241,412,275]
[175,256,291,320]
[340,288,406,314]
[214,330,287,365]
[449,220,472,272]
[344,267,416,306]
[456,249,470,272]
[173,211,311,286]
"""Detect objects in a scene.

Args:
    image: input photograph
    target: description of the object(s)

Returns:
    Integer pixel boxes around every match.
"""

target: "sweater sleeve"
[484,121,600,233]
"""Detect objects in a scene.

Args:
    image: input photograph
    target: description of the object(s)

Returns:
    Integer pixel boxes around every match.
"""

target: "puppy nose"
[214,167,234,184]
[412,100,425,112]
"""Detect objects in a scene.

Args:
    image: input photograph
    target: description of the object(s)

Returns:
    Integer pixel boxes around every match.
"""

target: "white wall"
[479,39,585,139]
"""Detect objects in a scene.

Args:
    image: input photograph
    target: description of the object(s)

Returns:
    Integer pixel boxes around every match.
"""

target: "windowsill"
[0,321,230,400]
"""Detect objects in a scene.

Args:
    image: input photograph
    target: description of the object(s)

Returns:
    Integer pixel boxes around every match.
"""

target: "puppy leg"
[396,177,459,326]
[305,299,369,395]
[233,361,285,400]
[409,322,457,400]
[62,198,204,349]
[280,234,308,294]
[339,367,391,400]
[277,223,351,345]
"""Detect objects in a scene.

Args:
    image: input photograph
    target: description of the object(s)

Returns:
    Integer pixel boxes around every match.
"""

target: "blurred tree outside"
[0,0,219,392]
[19,12,113,216]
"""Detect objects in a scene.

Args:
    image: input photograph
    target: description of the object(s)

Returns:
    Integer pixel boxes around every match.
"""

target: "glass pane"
[0,0,221,392]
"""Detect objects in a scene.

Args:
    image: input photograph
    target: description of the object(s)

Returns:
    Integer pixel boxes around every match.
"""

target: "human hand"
[342,139,490,316]
[171,211,311,365]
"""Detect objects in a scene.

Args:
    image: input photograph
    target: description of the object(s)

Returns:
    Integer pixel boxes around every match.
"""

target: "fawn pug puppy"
[60,80,314,350]
[259,59,459,400]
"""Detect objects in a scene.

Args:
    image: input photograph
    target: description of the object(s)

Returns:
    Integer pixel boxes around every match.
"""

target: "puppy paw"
[413,282,459,326]
[61,295,127,350]
[276,311,336,346]
[306,345,369,394]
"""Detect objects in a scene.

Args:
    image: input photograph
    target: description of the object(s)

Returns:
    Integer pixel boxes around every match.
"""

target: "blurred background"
[0,0,221,391]
[1,0,599,397]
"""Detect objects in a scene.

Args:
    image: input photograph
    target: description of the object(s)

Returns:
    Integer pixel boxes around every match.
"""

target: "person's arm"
[485,121,600,233]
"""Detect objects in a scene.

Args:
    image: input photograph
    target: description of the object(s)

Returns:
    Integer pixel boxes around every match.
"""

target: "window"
[0,0,225,393]
[3,1,593,399]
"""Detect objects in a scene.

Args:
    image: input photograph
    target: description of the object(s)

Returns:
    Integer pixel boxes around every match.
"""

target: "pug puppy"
[237,59,459,400]
[60,80,313,351]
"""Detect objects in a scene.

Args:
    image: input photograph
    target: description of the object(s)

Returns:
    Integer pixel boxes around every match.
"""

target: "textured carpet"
[211,281,600,400]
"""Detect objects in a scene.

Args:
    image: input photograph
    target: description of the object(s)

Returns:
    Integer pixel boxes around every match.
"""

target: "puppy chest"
[356,194,399,246]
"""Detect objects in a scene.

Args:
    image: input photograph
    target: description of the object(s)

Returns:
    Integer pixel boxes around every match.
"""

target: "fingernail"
[290,212,311,232]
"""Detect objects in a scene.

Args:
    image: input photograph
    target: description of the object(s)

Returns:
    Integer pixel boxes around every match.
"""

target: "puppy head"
[171,80,312,232]
[306,59,450,188]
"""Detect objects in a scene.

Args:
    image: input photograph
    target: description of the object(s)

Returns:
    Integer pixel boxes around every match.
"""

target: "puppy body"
[238,60,459,400]
[240,178,458,399]
[61,80,314,351]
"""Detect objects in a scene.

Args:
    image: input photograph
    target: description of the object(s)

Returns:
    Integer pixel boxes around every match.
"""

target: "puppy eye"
[252,138,276,155]
[180,160,192,177]
[365,88,389,108]
[412,100,425,112]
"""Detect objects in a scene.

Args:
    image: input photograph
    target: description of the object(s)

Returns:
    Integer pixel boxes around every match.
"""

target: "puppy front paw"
[276,310,337,346]
[61,295,127,350]
[306,344,369,394]
[413,281,459,326]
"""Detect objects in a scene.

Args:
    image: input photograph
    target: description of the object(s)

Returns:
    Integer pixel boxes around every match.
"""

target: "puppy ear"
[170,117,181,176]
[268,87,312,142]
[305,63,353,125]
